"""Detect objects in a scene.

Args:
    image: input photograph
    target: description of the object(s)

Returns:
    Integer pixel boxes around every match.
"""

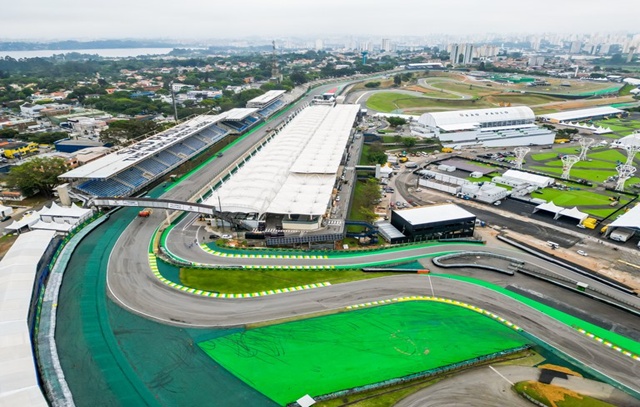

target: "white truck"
[609,228,635,242]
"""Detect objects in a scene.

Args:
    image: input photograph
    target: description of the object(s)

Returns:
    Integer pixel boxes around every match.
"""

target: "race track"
[103,82,640,397]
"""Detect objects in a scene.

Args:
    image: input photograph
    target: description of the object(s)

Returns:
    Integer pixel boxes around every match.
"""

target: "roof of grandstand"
[538,106,624,122]
[220,108,258,121]
[418,106,535,130]
[59,115,223,180]
[204,104,360,216]
[247,90,286,107]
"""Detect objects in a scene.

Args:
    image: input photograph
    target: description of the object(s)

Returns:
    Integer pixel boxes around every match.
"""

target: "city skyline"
[1,0,639,41]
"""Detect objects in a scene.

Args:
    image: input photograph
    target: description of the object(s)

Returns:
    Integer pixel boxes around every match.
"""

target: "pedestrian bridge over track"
[90,197,251,229]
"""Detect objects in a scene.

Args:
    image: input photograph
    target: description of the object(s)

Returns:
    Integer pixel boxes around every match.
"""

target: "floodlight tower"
[513,147,530,170]
[561,155,580,180]
[615,165,636,191]
[578,138,594,161]
[623,144,640,166]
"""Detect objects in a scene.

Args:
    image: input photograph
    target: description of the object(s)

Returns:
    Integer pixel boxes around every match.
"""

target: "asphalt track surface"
[105,84,640,396]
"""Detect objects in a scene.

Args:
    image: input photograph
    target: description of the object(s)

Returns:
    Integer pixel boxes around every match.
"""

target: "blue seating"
[168,143,195,157]
[222,121,248,132]
[114,167,147,188]
[137,158,168,175]
[184,137,206,151]
[155,150,181,167]
[77,178,132,197]
[257,100,284,118]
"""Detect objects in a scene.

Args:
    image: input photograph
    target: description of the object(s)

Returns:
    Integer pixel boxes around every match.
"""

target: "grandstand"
[247,90,286,118]
[219,108,262,133]
[415,106,555,148]
[59,115,229,197]
[203,104,360,231]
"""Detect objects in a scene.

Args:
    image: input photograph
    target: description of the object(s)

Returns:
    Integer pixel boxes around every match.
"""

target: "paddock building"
[203,104,360,231]
[415,106,555,148]
[384,204,476,242]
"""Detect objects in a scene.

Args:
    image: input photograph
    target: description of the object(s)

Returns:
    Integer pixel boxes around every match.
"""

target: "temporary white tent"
[533,201,563,217]
[557,207,588,222]
[0,230,55,407]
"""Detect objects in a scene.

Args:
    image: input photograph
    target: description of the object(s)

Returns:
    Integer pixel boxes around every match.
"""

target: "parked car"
[577,250,588,256]
[0,215,10,222]
[221,234,233,239]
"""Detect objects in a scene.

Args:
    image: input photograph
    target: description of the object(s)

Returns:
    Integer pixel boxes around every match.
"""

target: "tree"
[402,137,417,148]
[6,156,69,197]
[364,81,381,88]
[100,120,161,145]
[393,74,402,86]
[387,116,407,127]
[366,142,388,165]
[359,178,382,208]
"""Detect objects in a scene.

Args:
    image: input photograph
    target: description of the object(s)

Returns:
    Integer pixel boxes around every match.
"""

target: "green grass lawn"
[587,149,628,163]
[534,188,622,207]
[531,152,558,161]
[199,301,530,406]
[530,166,616,183]
[179,268,400,293]
[366,91,495,112]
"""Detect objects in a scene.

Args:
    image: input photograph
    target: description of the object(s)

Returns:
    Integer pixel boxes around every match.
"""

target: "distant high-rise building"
[628,47,637,63]
[315,39,324,51]
[381,38,391,52]
[570,41,582,54]
[449,43,460,64]
[462,44,474,64]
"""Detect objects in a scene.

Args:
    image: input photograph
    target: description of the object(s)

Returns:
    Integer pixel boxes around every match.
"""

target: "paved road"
[396,365,639,407]
[104,81,640,397]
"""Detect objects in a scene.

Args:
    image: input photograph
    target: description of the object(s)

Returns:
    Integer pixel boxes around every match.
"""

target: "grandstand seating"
[136,158,168,175]
[155,150,181,167]
[257,100,284,117]
[77,178,132,197]
[222,120,248,132]
[168,143,196,157]
[184,137,206,151]
[114,167,147,188]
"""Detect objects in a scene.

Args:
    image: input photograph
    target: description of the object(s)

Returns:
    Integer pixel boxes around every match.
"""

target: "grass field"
[179,268,399,293]
[533,188,627,208]
[199,301,530,406]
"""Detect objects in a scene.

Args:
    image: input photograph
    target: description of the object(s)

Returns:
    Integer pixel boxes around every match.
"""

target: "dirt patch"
[519,380,585,407]
[538,364,583,377]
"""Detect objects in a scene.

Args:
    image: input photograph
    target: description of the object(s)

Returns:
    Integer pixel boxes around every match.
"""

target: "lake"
[0,48,175,59]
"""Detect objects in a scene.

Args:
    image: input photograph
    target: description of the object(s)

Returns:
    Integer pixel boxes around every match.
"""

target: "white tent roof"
[205,105,359,216]
[538,106,623,122]
[29,220,73,232]
[616,132,640,147]
[558,207,588,221]
[534,201,563,215]
[502,169,553,186]
[0,230,55,407]
[608,204,640,230]
[39,202,92,219]
[5,213,40,231]
[418,106,534,129]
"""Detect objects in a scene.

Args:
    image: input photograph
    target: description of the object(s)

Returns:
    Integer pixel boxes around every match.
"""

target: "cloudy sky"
[1,0,637,40]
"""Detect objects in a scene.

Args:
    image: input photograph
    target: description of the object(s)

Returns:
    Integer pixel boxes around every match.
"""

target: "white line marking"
[489,365,514,386]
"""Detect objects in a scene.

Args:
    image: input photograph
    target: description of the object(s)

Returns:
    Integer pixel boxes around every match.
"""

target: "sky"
[1,0,638,41]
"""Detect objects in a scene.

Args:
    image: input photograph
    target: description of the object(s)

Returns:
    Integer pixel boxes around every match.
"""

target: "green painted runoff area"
[436,274,640,355]
[199,301,530,406]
